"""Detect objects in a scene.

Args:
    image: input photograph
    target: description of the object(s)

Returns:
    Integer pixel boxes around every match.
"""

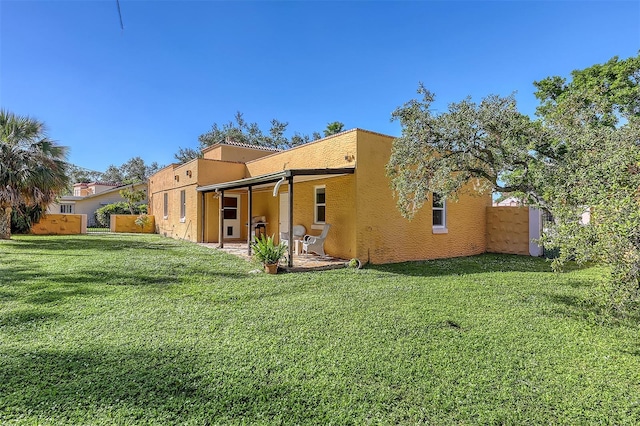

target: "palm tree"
[0,110,69,239]
[323,121,345,137]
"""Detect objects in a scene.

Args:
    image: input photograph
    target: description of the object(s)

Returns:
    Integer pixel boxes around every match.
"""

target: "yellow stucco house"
[148,129,491,265]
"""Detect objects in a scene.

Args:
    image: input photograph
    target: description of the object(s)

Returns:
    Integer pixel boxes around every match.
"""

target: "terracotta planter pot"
[264,263,278,274]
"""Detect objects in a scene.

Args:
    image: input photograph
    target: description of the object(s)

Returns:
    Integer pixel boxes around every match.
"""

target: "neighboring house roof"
[73,181,121,187]
[59,182,147,202]
[494,196,525,207]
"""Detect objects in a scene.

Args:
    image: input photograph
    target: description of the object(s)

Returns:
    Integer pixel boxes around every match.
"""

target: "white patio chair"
[280,225,306,252]
[302,223,331,256]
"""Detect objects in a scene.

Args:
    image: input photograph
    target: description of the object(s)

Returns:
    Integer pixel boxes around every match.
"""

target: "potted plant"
[348,258,362,269]
[251,235,287,274]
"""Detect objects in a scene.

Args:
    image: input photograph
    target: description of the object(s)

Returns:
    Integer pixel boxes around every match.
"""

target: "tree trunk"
[0,206,12,240]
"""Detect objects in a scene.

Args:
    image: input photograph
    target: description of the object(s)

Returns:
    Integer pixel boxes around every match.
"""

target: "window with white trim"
[163,193,168,218]
[60,204,73,214]
[180,190,186,221]
[432,194,446,229]
[314,186,326,224]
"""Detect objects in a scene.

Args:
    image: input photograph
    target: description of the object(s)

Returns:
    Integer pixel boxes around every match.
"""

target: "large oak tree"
[387,54,640,313]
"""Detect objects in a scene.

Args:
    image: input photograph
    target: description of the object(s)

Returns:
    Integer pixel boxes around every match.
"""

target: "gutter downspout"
[272,177,286,197]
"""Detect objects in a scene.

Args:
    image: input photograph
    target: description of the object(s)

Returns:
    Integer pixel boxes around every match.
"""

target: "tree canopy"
[100,156,160,184]
[174,112,344,163]
[324,121,345,137]
[196,112,314,153]
[387,53,640,313]
[66,164,103,185]
[0,110,69,239]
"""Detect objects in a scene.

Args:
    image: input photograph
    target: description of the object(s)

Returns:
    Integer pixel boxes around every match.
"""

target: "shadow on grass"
[367,253,560,277]
[0,346,313,423]
[25,287,108,304]
[0,289,16,301]
[2,266,249,288]
[545,293,640,327]
[0,308,62,328]
[621,345,640,357]
[6,235,175,252]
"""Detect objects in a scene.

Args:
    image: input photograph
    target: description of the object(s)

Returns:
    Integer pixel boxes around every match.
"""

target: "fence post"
[528,208,543,256]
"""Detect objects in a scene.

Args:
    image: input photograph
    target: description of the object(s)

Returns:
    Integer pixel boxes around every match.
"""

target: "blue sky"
[1,1,639,173]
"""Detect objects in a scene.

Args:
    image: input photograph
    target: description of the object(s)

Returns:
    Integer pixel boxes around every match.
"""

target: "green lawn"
[1,235,639,425]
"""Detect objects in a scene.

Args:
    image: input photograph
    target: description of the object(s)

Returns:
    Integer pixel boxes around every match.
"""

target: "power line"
[116,0,124,30]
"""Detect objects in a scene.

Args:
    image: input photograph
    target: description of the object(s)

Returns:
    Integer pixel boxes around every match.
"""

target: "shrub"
[10,205,45,234]
[135,213,151,230]
[95,202,146,227]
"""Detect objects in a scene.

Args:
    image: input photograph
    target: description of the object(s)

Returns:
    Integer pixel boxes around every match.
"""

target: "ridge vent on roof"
[221,139,282,152]
[73,181,122,186]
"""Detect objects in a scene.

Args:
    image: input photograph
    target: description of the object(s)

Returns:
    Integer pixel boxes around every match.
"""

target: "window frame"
[60,204,73,214]
[179,190,186,222]
[222,196,238,220]
[314,185,326,225]
[163,192,169,219]
[432,193,447,233]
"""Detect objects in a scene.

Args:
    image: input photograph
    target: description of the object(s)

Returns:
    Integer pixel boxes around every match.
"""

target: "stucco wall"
[246,130,357,176]
[31,214,87,235]
[486,206,530,255]
[110,214,156,233]
[354,131,492,264]
[203,144,276,163]
[149,160,246,242]
[263,175,357,260]
[195,159,246,187]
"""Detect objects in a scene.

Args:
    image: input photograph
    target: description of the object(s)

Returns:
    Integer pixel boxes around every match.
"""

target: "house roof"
[73,181,121,186]
[196,167,355,193]
[200,129,395,157]
[59,181,147,201]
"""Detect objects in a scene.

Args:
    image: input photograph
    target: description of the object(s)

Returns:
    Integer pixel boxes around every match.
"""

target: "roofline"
[72,181,121,187]
[61,181,147,201]
[244,128,395,165]
[196,167,355,193]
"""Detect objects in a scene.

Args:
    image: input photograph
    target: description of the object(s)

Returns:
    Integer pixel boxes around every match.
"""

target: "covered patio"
[196,167,355,267]
[198,242,349,272]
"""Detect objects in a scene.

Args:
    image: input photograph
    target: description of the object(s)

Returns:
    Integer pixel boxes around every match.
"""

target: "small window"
[163,193,168,218]
[60,204,73,214]
[180,190,186,220]
[223,197,238,220]
[314,186,326,224]
[432,194,446,228]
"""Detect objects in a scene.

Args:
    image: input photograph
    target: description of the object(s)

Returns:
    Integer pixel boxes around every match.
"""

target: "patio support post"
[201,191,206,242]
[288,176,294,267]
[219,189,224,248]
[247,186,252,256]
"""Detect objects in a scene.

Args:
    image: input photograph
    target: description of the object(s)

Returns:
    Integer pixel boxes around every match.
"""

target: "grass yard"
[1,234,639,424]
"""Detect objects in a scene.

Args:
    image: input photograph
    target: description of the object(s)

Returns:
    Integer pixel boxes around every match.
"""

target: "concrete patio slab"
[198,242,348,272]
